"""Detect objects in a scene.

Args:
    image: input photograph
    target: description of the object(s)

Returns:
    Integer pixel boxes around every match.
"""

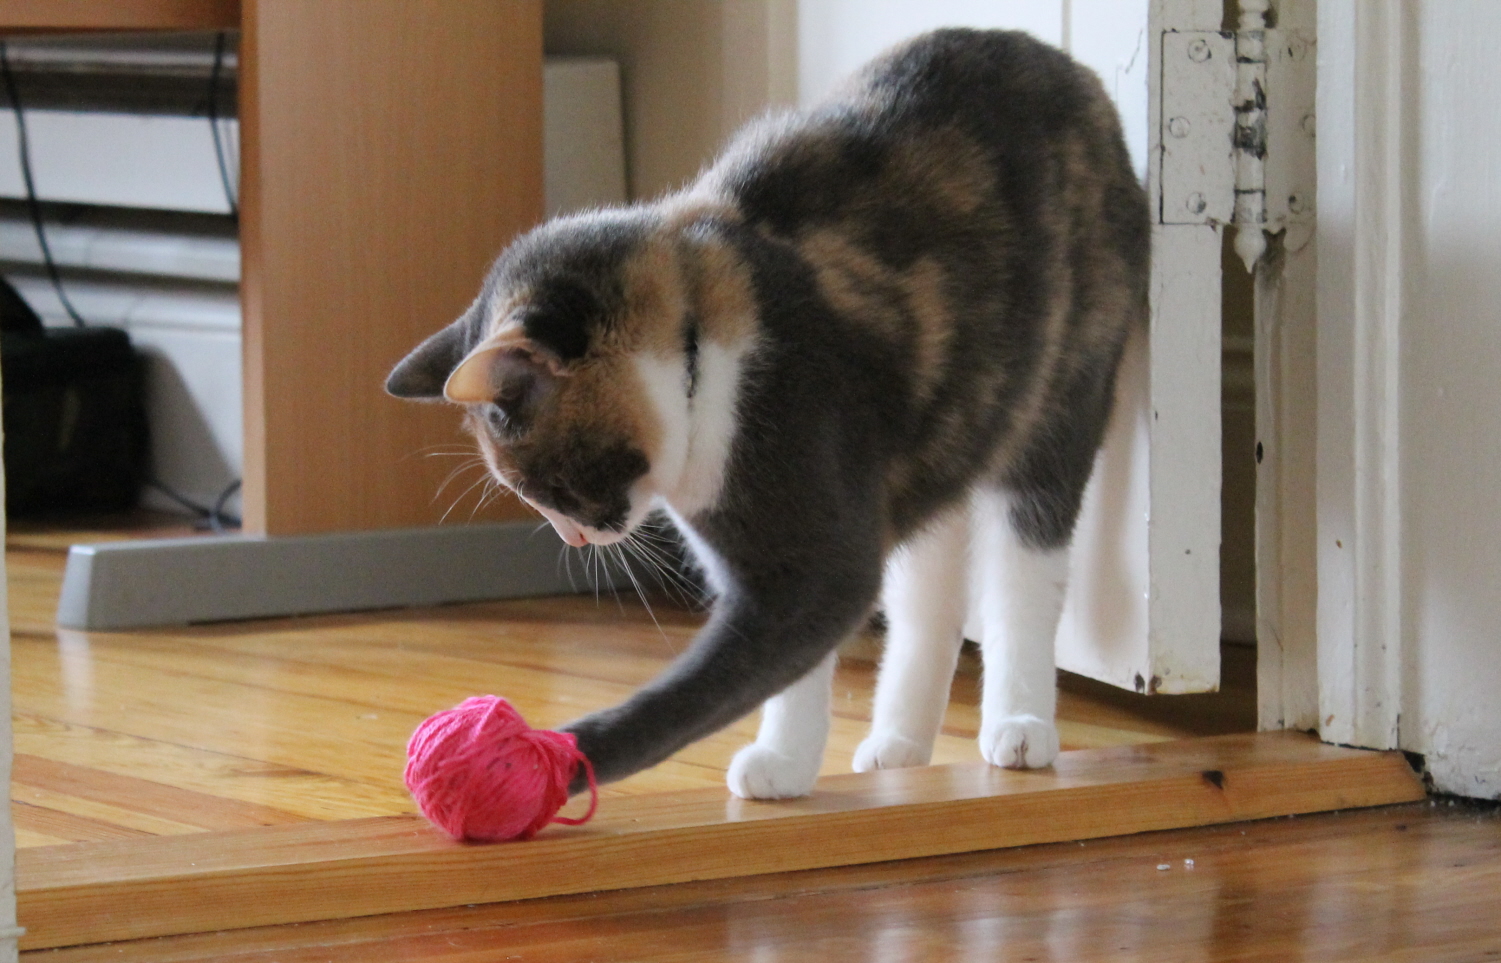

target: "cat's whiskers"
[465,476,505,521]
[609,539,667,638]
[439,469,496,524]
[558,542,580,593]
[622,528,704,609]
[431,456,488,505]
[586,543,605,605]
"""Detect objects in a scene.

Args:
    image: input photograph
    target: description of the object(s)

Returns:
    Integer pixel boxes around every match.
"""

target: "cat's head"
[386,210,685,547]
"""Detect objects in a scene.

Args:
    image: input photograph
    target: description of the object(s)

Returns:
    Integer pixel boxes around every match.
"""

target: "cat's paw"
[726,744,819,800]
[979,714,1059,769]
[852,732,930,772]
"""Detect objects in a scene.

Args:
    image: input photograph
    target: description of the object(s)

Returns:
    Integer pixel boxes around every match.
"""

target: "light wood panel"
[9,521,1258,845]
[8,518,1265,952]
[15,733,1426,949]
[239,0,541,535]
[20,801,1499,963]
[0,0,237,30]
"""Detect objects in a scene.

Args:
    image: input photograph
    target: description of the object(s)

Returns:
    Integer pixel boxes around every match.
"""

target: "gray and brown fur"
[388,29,1148,789]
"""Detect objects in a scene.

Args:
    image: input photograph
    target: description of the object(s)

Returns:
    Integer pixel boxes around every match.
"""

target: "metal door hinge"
[1159,29,1235,228]
[1159,0,1316,271]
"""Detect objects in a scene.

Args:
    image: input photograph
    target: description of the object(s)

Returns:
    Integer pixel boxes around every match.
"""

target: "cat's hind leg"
[971,486,1070,770]
[853,509,969,772]
[726,648,838,799]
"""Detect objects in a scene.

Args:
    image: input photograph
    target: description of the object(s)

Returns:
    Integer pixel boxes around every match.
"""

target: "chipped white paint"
[1159,30,1235,226]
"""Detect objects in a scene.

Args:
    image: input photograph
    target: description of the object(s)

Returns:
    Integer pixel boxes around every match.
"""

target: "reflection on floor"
[30,801,1497,963]
[7,514,1254,848]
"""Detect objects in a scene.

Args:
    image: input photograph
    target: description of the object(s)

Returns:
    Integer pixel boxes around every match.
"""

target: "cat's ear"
[386,321,469,401]
[443,329,568,405]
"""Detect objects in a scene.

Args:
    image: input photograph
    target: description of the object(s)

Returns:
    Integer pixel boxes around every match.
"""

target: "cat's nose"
[524,497,590,547]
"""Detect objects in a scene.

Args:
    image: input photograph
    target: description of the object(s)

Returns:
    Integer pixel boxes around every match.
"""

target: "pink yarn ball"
[404,695,597,842]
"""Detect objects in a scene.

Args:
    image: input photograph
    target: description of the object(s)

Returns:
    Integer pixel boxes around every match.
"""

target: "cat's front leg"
[727,649,838,799]
[971,487,1068,770]
[854,508,969,772]
[560,528,883,792]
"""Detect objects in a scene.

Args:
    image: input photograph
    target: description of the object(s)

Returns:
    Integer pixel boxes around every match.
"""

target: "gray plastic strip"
[56,522,631,630]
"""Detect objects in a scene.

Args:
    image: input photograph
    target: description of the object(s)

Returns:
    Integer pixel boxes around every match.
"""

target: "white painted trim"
[1057,0,1223,695]
[1315,0,1413,750]
[1253,0,1319,732]
[1255,235,1319,731]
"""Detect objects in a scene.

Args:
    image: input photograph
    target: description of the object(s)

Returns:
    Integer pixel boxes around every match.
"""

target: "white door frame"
[1257,0,1407,747]
[1253,0,1411,750]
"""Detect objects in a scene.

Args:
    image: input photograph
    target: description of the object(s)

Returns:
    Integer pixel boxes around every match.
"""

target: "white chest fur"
[634,338,752,518]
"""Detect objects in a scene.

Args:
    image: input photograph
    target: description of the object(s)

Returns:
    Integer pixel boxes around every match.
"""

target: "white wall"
[0,110,243,514]
[796,0,1149,177]
[1398,2,1501,798]
[1318,0,1501,798]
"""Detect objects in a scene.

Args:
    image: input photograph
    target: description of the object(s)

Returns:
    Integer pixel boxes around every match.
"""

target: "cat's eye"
[494,379,528,414]
[485,367,540,435]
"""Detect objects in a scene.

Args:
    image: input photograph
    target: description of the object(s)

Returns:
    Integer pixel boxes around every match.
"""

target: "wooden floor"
[7,516,1480,960]
[25,800,1501,961]
[7,516,1255,849]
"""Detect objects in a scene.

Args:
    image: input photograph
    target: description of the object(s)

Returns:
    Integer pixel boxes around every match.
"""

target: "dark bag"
[0,275,148,514]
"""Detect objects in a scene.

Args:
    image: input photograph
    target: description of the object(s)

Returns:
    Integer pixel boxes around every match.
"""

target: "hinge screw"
[1186,192,1208,215]
[1188,38,1212,62]
[1168,116,1191,138]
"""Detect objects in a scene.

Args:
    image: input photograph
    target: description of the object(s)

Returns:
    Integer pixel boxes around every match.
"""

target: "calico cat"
[387,28,1148,799]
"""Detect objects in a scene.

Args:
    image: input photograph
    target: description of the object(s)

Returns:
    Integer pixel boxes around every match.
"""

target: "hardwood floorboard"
[25,801,1498,962]
[12,712,413,820]
[14,733,1425,949]
[9,519,1256,846]
[6,515,1442,958]
[10,800,154,844]
[12,755,310,831]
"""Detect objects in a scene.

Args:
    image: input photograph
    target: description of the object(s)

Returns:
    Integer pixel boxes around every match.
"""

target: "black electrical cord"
[207,31,238,219]
[209,478,242,532]
[0,41,88,328]
[147,476,242,531]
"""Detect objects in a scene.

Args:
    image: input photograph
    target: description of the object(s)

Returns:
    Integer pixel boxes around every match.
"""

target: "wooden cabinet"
[0,0,543,535]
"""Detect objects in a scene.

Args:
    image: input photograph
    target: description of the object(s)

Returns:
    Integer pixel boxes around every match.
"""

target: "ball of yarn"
[404,695,597,842]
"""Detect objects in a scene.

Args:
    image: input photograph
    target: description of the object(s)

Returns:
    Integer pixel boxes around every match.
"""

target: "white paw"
[727,744,819,800]
[852,732,931,772]
[979,714,1059,770]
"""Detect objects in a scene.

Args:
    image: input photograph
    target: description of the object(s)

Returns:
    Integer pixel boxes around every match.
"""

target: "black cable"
[0,41,88,328]
[147,477,242,531]
[209,477,242,532]
[207,32,238,220]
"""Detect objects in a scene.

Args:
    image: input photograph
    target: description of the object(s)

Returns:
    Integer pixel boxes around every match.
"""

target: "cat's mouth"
[523,497,630,548]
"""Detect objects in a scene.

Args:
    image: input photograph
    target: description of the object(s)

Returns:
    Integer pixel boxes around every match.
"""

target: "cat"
[386,28,1148,800]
